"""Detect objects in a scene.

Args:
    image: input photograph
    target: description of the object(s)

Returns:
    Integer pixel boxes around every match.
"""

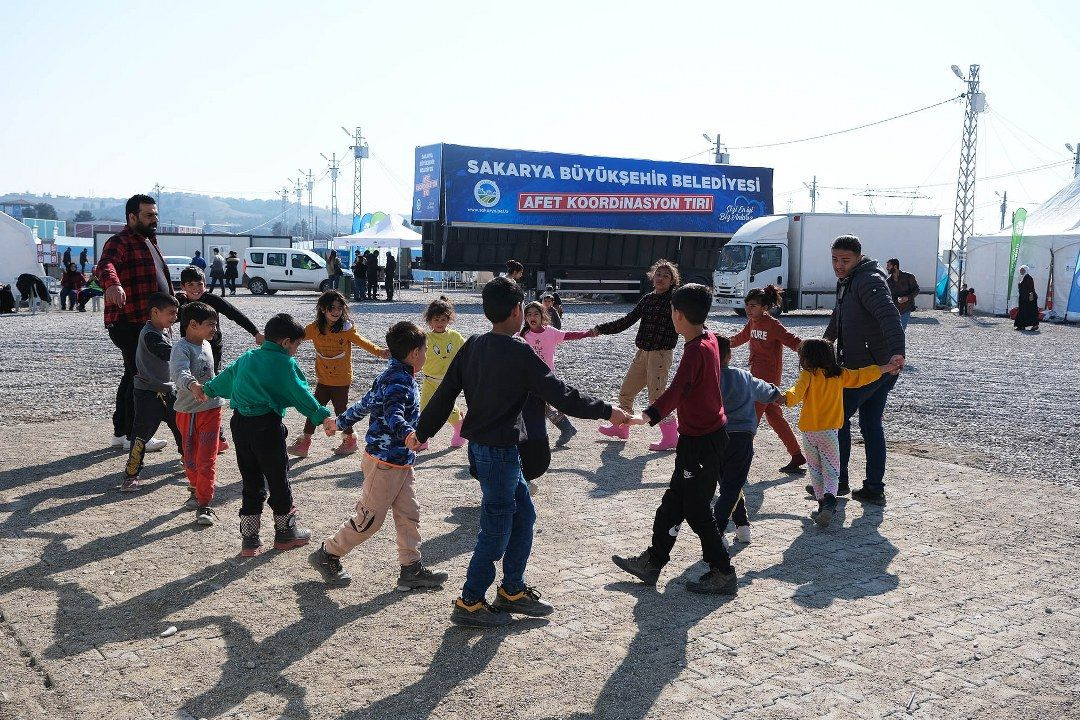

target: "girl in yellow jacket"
[417,296,466,450]
[288,290,388,458]
[782,339,899,527]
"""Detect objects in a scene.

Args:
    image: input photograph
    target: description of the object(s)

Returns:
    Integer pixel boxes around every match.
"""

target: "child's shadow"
[585,441,665,498]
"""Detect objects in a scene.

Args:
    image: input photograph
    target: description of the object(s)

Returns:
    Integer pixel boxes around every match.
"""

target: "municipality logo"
[474,179,500,207]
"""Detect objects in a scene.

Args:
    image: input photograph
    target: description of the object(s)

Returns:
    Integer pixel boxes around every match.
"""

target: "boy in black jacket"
[413,277,629,627]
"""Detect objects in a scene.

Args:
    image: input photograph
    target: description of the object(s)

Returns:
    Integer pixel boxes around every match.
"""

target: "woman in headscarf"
[1014,265,1040,331]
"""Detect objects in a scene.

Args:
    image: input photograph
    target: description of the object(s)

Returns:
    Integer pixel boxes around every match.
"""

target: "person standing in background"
[79,247,89,273]
[224,251,240,296]
[385,251,397,302]
[885,258,920,331]
[366,249,380,300]
[191,250,207,270]
[352,252,367,301]
[208,248,226,296]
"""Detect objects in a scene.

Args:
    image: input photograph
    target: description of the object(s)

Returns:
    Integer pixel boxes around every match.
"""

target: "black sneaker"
[397,561,447,591]
[779,454,807,474]
[195,506,218,526]
[450,597,512,627]
[814,493,837,527]
[687,567,737,595]
[612,550,662,585]
[837,480,850,497]
[492,585,554,616]
[309,545,352,585]
[851,486,886,506]
[554,418,578,447]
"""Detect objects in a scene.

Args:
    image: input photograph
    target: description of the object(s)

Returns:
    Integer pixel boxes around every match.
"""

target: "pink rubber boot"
[649,419,679,451]
[333,434,358,456]
[450,420,465,448]
[598,422,630,440]
[287,434,312,458]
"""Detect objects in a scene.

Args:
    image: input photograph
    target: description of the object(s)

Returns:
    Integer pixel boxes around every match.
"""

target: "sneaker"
[397,561,448,591]
[124,437,166,452]
[837,480,850,497]
[195,506,218,526]
[492,585,554,616]
[309,545,352,585]
[612,550,662,585]
[814,494,837,527]
[287,434,312,458]
[333,434,358,456]
[804,484,817,497]
[687,567,738,595]
[779,453,807,474]
[450,597,512,628]
[120,476,141,493]
[851,486,886,506]
[217,437,230,454]
[734,525,752,544]
[110,434,126,448]
[183,488,199,510]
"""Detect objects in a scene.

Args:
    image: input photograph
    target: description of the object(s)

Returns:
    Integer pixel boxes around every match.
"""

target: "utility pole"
[702,132,729,164]
[1067,143,1080,178]
[152,183,163,203]
[294,177,304,238]
[277,186,290,236]
[343,126,369,233]
[948,63,985,306]
[299,168,314,240]
[321,152,340,238]
[804,176,818,212]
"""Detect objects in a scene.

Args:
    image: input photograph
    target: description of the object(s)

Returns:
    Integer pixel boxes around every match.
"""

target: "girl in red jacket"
[729,285,806,473]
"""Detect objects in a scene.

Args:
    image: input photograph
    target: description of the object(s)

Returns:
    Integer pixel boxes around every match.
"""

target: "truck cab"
[713,215,790,315]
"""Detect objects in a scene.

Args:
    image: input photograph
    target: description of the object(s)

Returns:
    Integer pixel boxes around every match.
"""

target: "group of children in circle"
[120,257,894,626]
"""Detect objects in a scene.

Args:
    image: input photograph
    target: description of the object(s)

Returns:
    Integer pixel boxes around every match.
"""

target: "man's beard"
[135,221,157,238]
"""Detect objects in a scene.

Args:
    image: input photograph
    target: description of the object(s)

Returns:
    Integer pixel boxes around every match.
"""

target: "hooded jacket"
[824,257,905,369]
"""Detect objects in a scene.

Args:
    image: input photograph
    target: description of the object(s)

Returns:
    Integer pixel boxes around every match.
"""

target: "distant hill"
[0,191,353,237]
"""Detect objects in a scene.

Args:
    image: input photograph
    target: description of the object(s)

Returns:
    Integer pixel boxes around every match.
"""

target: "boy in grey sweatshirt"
[122,293,183,492]
[713,334,782,545]
[170,301,223,525]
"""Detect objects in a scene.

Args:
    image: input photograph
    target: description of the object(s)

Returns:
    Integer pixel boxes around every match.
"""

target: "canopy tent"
[965,175,1080,320]
[333,215,422,250]
[0,211,46,288]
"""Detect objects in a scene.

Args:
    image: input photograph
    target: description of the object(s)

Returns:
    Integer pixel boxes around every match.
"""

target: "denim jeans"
[900,311,911,330]
[355,278,367,301]
[462,443,536,602]
[838,372,898,492]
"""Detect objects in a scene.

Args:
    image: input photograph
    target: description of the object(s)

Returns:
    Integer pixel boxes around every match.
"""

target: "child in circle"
[418,296,466,450]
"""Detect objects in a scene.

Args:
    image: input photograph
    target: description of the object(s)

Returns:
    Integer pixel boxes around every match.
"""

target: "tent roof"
[978,174,1080,241]
[334,216,422,248]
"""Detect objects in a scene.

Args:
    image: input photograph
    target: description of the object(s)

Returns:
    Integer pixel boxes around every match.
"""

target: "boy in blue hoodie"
[309,321,449,591]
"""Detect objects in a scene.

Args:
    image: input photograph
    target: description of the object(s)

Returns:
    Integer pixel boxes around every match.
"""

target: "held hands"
[190,382,207,403]
[405,433,422,451]
[608,408,631,426]
[379,348,392,360]
[627,412,650,426]
[322,417,337,437]
[587,327,600,338]
[255,332,265,345]
[882,354,905,375]
[104,284,126,308]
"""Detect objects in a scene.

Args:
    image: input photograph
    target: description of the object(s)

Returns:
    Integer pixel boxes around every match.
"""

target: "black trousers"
[225,276,237,293]
[125,389,183,478]
[108,322,143,439]
[231,412,293,516]
[385,277,394,301]
[649,427,731,572]
[209,275,226,295]
[713,431,755,530]
[367,275,378,299]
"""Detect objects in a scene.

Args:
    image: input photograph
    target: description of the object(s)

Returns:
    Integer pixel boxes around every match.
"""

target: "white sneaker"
[111,435,126,448]
[122,437,167,452]
[734,525,752,544]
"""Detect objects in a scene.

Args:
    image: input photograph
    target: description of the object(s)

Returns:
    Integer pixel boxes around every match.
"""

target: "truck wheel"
[248,278,268,295]
[734,308,747,317]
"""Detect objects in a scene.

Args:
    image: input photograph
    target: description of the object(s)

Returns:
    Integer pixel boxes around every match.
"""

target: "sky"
[2,0,1079,246]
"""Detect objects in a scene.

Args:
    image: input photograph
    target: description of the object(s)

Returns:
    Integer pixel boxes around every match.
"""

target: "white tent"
[966,175,1080,319]
[333,215,423,250]
[0,211,46,288]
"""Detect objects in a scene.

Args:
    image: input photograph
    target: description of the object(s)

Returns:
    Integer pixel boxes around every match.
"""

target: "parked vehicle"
[242,247,351,295]
[713,213,940,314]
[164,256,193,287]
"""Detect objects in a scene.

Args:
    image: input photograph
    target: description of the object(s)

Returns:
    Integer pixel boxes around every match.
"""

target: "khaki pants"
[618,348,674,418]
[323,453,422,565]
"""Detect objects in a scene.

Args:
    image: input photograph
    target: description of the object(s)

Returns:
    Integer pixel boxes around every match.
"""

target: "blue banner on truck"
[412,144,443,222]
[412,144,773,235]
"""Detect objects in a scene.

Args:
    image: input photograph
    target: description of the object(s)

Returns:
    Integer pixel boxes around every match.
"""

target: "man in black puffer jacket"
[823,235,905,506]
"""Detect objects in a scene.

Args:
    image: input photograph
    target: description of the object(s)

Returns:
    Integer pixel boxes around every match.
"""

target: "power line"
[818,159,1071,193]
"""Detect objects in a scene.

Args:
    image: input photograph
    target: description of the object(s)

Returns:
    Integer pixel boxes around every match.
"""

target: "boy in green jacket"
[202,313,336,556]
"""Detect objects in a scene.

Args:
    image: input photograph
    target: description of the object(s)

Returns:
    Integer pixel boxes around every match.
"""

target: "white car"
[164,256,194,287]
[243,247,349,295]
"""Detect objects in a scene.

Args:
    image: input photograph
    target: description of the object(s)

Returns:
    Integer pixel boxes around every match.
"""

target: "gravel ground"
[1,288,1075,485]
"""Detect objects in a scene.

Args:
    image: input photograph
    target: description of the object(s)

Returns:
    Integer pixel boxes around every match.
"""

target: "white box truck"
[713,213,940,314]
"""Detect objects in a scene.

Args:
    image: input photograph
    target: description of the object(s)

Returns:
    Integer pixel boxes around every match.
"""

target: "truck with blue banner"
[412,143,774,294]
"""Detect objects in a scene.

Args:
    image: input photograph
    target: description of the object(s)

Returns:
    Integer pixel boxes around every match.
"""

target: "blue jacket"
[721,367,781,434]
[337,358,419,466]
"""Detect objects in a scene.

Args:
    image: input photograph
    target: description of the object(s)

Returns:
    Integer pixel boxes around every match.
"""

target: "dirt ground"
[1,289,1078,719]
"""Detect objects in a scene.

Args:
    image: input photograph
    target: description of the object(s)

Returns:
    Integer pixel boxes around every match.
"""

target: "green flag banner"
[1006,207,1027,307]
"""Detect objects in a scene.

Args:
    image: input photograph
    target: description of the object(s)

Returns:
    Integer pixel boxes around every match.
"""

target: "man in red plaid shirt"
[95,194,175,451]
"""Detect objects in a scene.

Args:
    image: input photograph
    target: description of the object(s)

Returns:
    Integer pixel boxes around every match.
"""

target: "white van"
[242,247,344,295]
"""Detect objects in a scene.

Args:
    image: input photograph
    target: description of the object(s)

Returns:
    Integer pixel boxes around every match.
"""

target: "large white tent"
[0,211,46,288]
[332,215,422,250]
[965,175,1080,320]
